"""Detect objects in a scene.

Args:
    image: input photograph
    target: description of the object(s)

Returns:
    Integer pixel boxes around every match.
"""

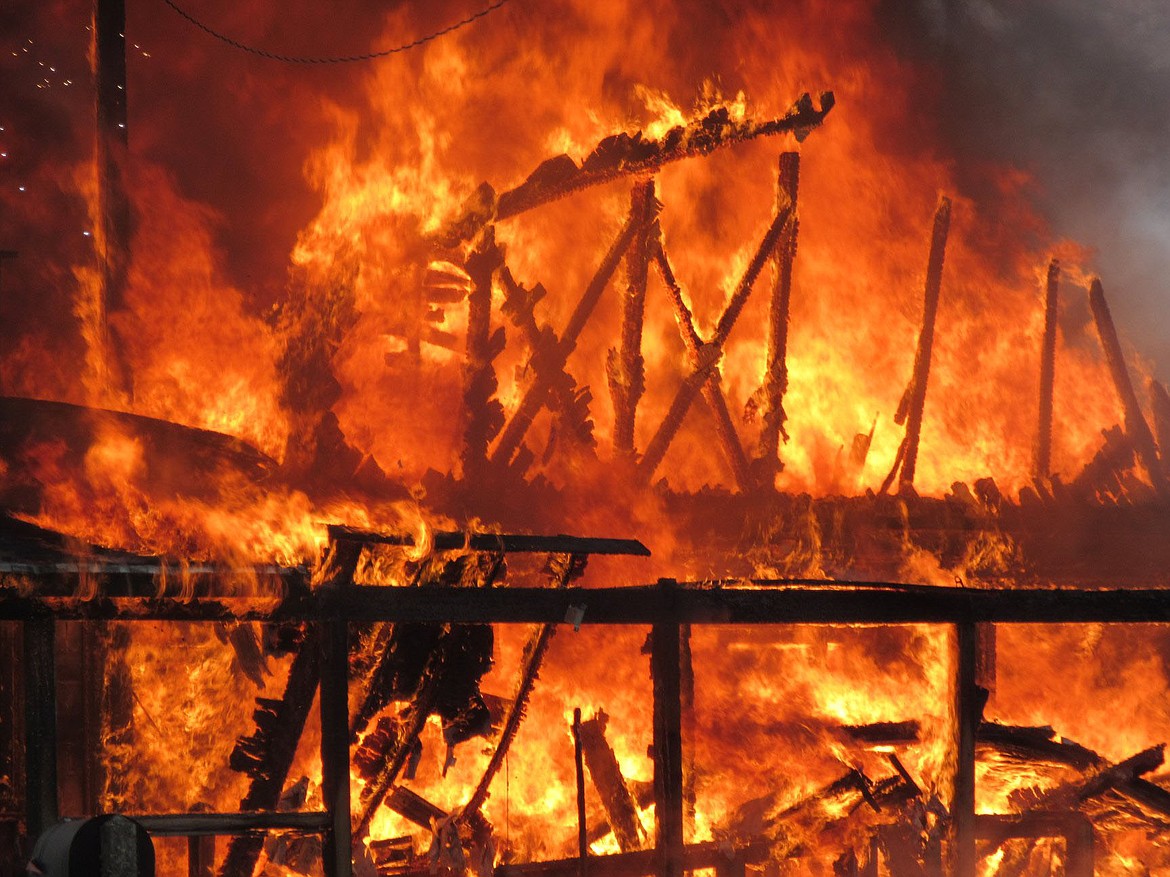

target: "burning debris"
[5,3,1170,873]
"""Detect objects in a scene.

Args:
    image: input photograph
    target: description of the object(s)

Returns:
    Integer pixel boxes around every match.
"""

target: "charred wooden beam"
[953,621,980,877]
[485,93,833,228]
[491,207,648,468]
[754,152,800,483]
[326,526,650,557]
[461,554,588,822]
[1088,277,1169,497]
[579,710,643,852]
[133,811,330,836]
[610,180,660,457]
[639,201,794,483]
[884,197,951,494]
[1034,259,1060,481]
[23,615,58,841]
[651,619,684,877]
[499,269,596,455]
[318,543,361,877]
[651,238,752,490]
[461,228,507,479]
[18,580,1170,625]
[573,708,587,874]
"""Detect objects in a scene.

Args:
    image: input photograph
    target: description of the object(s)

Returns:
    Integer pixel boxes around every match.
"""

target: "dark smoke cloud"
[883,0,1170,380]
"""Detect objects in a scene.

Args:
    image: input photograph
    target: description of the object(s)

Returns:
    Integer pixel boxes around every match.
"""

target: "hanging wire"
[159,0,511,64]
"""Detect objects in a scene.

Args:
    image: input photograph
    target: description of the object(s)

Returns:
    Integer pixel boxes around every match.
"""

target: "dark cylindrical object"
[30,815,154,876]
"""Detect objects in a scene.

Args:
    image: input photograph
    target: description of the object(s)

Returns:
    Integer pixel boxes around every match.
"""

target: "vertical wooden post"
[1034,259,1060,481]
[755,152,800,483]
[1088,277,1169,497]
[953,621,978,877]
[320,544,358,877]
[573,708,587,877]
[187,834,215,877]
[461,227,505,481]
[23,616,58,841]
[651,582,683,877]
[899,196,951,492]
[609,179,658,457]
[93,0,131,398]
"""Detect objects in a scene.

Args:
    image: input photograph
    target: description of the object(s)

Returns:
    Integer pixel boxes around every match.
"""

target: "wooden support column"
[23,616,58,841]
[952,621,978,877]
[461,227,506,481]
[881,197,951,494]
[651,582,684,877]
[1034,259,1059,481]
[755,152,800,484]
[609,180,658,457]
[319,542,359,877]
[187,834,215,877]
[320,609,352,877]
[1088,277,1169,497]
[899,197,950,492]
[93,0,131,398]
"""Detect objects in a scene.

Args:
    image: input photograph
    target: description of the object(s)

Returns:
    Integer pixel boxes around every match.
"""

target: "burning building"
[3,0,1170,875]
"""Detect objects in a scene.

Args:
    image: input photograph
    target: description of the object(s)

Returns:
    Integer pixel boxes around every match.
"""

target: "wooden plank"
[132,811,330,836]
[11,581,1170,626]
[487,94,833,226]
[326,525,650,557]
[609,180,659,456]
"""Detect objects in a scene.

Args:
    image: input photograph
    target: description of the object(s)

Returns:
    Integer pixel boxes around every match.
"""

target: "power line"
[159,0,511,64]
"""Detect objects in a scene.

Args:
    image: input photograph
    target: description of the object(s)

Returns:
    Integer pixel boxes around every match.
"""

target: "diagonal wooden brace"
[491,203,651,467]
[638,199,793,484]
[651,236,753,491]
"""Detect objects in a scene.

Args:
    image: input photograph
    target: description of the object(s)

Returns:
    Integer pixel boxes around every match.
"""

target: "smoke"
[884,0,1170,378]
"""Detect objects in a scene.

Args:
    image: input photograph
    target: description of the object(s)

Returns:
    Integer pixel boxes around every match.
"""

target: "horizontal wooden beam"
[326,526,650,557]
[130,811,329,836]
[4,580,1170,625]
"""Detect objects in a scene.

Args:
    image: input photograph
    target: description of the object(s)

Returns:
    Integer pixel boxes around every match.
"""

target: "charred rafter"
[480,92,833,233]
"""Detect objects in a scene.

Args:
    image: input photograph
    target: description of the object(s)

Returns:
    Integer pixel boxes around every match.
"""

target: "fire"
[5,0,1170,875]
